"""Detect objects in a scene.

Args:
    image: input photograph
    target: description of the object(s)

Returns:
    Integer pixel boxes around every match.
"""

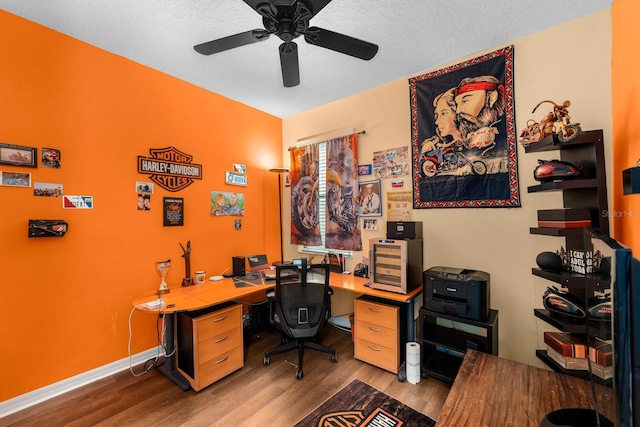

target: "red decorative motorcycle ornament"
[533,159,581,183]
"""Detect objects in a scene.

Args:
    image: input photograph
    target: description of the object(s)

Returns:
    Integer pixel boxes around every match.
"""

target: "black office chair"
[263,260,337,379]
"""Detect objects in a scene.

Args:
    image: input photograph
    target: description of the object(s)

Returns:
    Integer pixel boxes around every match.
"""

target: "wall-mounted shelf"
[526,129,611,378]
[535,350,611,386]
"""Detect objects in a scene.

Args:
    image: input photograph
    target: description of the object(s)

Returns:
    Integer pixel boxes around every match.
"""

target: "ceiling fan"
[194,0,379,87]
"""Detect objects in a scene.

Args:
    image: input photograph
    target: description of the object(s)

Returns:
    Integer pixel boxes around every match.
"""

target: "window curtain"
[289,143,322,246]
[325,134,362,251]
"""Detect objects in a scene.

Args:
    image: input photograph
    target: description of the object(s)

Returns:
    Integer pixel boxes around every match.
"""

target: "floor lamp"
[269,168,289,265]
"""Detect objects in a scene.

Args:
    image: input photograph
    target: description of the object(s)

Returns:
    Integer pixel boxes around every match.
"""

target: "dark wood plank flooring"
[1,326,450,426]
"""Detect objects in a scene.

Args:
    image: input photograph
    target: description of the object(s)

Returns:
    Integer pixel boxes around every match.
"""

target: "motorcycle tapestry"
[325,134,362,251]
[290,143,322,246]
[409,45,520,208]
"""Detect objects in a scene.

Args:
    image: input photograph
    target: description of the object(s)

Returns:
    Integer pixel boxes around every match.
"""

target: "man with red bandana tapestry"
[409,46,519,208]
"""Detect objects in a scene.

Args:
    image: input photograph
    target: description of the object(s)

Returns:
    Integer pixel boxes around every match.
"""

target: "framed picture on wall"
[0,143,37,168]
[359,179,382,217]
[163,197,184,226]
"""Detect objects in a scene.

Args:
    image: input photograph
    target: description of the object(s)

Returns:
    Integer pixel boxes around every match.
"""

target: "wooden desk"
[132,272,422,388]
[132,277,273,390]
[436,350,616,427]
[327,273,422,341]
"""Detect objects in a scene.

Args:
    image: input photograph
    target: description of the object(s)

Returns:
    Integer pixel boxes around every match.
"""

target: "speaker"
[232,256,245,277]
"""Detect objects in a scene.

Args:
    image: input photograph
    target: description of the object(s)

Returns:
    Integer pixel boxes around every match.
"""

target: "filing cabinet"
[354,296,402,373]
[176,302,244,391]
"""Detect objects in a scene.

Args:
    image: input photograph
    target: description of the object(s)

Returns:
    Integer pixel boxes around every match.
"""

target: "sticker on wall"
[163,197,184,226]
[136,181,154,194]
[34,182,63,197]
[137,146,202,192]
[212,191,244,216]
[63,195,93,209]
[0,171,31,187]
[225,171,247,186]
[391,179,404,189]
[233,164,246,174]
[41,148,61,169]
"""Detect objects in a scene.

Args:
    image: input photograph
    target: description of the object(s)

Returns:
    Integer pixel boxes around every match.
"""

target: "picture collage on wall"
[358,145,410,229]
[0,143,63,195]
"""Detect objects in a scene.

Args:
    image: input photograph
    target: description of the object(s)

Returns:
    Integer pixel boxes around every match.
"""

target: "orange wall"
[0,11,282,401]
[612,0,640,251]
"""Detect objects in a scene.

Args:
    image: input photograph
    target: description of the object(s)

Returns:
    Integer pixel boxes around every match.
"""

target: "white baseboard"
[0,347,161,418]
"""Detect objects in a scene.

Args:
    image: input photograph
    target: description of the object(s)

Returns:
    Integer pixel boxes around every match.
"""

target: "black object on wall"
[623,166,640,194]
[28,219,68,238]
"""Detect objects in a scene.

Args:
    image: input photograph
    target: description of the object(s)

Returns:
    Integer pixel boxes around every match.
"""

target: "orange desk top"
[132,272,421,313]
[328,272,422,302]
[132,276,272,313]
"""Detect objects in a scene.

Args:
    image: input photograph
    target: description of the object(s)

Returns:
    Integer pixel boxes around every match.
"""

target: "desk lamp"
[269,167,289,265]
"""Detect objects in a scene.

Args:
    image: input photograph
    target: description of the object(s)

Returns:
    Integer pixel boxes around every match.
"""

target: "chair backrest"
[274,262,331,340]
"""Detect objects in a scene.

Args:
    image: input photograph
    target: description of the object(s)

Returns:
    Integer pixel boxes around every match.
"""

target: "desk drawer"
[355,299,399,330]
[354,338,399,373]
[356,319,397,349]
[197,346,244,391]
[196,304,242,342]
[198,327,243,364]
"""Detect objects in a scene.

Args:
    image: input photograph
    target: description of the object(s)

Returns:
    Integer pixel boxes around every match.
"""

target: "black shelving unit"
[535,350,612,386]
[419,308,498,384]
[526,129,612,379]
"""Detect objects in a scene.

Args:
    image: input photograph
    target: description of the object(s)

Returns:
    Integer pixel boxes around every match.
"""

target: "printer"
[423,266,490,322]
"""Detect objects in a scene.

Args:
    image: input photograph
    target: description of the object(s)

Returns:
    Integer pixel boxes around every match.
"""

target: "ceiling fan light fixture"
[194,0,378,86]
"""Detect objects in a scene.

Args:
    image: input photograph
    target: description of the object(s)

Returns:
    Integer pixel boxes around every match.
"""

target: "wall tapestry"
[409,45,520,208]
[325,133,361,251]
[290,143,322,247]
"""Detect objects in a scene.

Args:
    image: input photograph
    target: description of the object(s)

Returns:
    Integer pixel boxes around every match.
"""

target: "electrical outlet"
[143,299,164,310]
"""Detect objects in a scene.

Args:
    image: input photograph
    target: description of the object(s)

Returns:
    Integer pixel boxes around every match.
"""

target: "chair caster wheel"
[264,356,270,365]
[296,370,303,380]
[331,354,338,362]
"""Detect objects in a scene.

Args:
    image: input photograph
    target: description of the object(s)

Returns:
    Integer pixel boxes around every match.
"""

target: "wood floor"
[1,326,451,427]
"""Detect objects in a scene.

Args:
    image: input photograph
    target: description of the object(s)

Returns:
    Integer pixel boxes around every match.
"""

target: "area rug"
[294,379,436,427]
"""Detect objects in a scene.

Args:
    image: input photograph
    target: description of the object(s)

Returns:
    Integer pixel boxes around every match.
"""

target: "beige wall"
[283,10,612,366]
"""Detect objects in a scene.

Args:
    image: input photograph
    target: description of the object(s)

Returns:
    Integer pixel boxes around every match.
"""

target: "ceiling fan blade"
[304,27,378,60]
[194,30,270,55]
[279,42,300,87]
[306,0,333,17]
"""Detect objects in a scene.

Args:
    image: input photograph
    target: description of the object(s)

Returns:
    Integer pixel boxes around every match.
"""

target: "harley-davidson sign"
[138,146,202,192]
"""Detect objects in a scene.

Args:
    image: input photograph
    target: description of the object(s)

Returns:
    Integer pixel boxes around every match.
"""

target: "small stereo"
[232,256,246,277]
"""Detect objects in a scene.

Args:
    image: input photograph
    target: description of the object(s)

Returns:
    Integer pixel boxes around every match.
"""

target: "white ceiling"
[0,0,612,118]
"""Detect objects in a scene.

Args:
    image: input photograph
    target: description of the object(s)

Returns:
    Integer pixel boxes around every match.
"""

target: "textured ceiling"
[0,0,612,118]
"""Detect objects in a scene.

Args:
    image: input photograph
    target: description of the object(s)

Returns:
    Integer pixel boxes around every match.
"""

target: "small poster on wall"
[41,148,61,169]
[211,191,244,216]
[163,197,184,226]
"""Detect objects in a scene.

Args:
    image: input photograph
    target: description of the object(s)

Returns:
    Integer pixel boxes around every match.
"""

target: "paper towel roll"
[406,341,421,384]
